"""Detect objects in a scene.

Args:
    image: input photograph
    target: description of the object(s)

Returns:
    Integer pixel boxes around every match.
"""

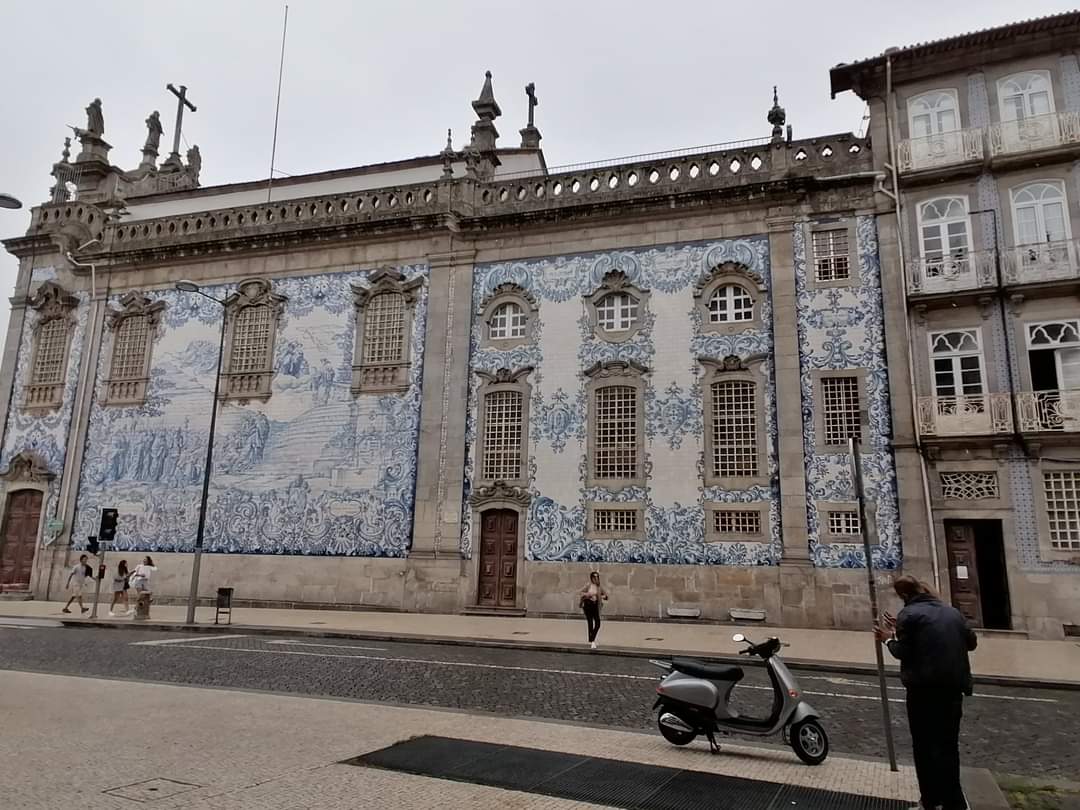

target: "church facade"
[2,13,1078,637]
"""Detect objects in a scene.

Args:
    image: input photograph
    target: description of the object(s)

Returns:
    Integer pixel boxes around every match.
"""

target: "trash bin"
[215,587,233,625]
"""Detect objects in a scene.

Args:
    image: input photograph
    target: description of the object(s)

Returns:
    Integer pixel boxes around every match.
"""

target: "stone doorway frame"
[468,481,529,609]
[0,451,55,594]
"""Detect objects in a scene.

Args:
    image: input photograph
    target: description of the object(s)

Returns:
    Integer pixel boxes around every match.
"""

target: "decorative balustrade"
[105,378,148,405]
[1003,239,1080,285]
[906,248,996,295]
[22,382,63,410]
[897,128,984,172]
[354,362,409,394]
[989,111,1080,157]
[917,394,1012,436]
[1016,390,1080,432]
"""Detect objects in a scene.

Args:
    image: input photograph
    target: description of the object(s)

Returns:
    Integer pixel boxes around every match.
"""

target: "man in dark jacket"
[876,576,978,810]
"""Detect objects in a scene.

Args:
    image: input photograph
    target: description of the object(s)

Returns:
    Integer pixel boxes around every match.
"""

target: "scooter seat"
[671,657,744,682]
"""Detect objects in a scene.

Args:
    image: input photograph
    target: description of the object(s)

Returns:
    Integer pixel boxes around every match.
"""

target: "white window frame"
[811,228,851,283]
[997,71,1055,122]
[1042,470,1080,552]
[907,89,960,138]
[584,271,650,344]
[595,291,639,333]
[917,196,972,267]
[928,329,985,399]
[707,284,755,324]
[1010,181,1072,247]
[478,284,537,351]
[488,301,528,341]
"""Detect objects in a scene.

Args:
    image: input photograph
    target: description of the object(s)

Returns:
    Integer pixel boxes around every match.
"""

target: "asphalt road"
[1,620,1077,779]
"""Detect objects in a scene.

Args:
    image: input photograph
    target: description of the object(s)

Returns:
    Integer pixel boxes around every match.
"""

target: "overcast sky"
[0,0,1072,339]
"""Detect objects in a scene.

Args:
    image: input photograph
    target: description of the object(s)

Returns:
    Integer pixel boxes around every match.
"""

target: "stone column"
[767,216,812,566]
[410,243,476,559]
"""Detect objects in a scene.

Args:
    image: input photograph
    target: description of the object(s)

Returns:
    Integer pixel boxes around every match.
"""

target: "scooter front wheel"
[790,719,829,765]
[657,714,697,746]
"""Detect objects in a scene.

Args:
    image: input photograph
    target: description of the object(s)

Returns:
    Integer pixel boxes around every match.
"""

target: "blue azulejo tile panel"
[794,218,901,569]
[70,265,428,556]
[463,237,780,566]
[0,268,87,529]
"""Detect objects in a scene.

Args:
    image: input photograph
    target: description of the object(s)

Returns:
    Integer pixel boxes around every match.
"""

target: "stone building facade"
[1,13,1077,637]
[832,10,1080,638]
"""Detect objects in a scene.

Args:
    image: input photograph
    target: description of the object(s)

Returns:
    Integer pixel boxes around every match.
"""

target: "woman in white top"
[129,556,157,595]
[579,571,609,649]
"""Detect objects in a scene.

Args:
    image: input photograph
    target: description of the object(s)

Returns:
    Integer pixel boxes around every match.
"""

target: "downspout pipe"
[884,53,942,593]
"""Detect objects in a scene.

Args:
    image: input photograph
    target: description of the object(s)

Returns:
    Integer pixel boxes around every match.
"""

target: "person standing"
[62,555,91,614]
[579,571,608,650]
[875,576,977,810]
[129,556,157,619]
[109,560,131,616]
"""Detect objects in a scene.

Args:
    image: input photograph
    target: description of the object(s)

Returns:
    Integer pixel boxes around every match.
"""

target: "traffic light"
[86,535,100,555]
[99,508,118,546]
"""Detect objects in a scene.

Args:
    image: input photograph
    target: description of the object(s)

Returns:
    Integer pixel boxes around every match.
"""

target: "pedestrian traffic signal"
[86,535,100,556]
[99,508,118,545]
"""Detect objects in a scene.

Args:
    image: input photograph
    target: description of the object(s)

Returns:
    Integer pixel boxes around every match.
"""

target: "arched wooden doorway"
[0,490,43,591]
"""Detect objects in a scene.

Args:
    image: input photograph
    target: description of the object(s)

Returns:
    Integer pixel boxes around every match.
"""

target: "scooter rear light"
[788,690,799,698]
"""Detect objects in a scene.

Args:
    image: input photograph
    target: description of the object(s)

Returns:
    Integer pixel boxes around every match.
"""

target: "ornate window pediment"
[693,263,762,333]
[104,291,166,405]
[479,283,538,349]
[0,451,55,483]
[585,271,650,343]
[221,279,287,402]
[24,281,79,411]
[351,268,423,395]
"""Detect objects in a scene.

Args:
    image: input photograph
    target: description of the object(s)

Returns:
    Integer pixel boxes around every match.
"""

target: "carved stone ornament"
[105,291,166,331]
[699,353,766,375]
[28,281,78,319]
[478,282,538,316]
[0,451,55,483]
[470,480,531,507]
[598,269,640,293]
[351,268,423,307]
[225,278,287,315]
[692,261,759,300]
[583,359,650,380]
[476,366,534,385]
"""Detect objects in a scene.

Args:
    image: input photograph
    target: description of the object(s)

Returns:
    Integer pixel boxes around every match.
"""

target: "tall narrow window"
[708,284,754,323]
[23,282,78,410]
[918,197,972,279]
[482,390,523,480]
[712,380,757,478]
[594,385,638,480]
[821,376,862,445]
[221,279,287,401]
[230,305,272,373]
[812,229,850,282]
[930,330,984,398]
[1044,471,1080,551]
[998,71,1054,122]
[104,292,165,405]
[352,269,423,395]
[31,319,68,388]
[1011,182,1072,273]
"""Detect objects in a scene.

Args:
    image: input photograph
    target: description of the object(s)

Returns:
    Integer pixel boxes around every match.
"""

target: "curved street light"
[0,193,23,210]
[174,280,227,624]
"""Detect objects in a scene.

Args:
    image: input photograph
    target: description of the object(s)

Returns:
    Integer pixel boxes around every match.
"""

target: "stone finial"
[468,71,502,177]
[440,128,455,179]
[519,82,542,149]
[60,137,71,163]
[50,137,77,203]
[472,70,502,120]
[768,86,786,142]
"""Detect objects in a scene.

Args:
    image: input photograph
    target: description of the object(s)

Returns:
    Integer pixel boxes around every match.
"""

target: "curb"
[31,614,1080,691]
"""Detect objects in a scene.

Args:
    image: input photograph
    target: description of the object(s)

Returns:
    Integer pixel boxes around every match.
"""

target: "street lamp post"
[175,281,226,624]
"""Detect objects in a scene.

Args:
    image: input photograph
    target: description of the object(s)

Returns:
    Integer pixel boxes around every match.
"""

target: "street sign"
[46,518,64,534]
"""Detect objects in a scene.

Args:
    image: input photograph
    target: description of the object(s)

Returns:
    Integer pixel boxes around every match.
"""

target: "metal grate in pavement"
[344,735,910,810]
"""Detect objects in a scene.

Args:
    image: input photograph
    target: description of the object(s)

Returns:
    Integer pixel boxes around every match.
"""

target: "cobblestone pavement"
[1,623,1076,779]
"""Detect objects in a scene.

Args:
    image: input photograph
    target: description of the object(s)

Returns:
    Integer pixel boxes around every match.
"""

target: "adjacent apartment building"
[0,12,1076,638]
[833,11,1080,638]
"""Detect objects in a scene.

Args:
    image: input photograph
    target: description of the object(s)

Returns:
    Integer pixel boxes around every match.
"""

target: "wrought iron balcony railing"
[989,111,1080,157]
[897,128,984,172]
[1003,238,1080,285]
[1016,390,1080,432]
[906,249,996,295]
[917,394,1013,437]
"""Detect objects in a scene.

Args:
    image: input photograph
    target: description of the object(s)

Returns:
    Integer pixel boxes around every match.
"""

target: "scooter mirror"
[732,633,745,643]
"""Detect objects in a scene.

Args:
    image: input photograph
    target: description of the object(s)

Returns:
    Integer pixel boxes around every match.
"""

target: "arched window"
[1011,181,1070,246]
[918,197,971,273]
[908,90,959,138]
[351,269,422,395]
[595,292,638,333]
[998,71,1054,121]
[585,271,649,343]
[221,279,286,401]
[23,282,78,410]
[708,284,754,323]
[104,291,166,405]
[488,301,527,340]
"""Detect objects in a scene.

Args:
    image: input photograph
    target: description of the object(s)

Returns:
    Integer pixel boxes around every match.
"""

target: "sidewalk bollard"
[134,593,151,621]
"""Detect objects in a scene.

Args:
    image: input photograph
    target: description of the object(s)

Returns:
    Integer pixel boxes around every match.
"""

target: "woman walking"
[109,560,131,616]
[580,571,608,649]
[129,556,157,618]
[62,554,91,614]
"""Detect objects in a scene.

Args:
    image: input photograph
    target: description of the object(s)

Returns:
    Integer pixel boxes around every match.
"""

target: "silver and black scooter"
[650,633,829,765]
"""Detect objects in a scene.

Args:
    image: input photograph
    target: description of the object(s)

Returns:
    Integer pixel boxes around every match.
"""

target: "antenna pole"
[267,3,289,203]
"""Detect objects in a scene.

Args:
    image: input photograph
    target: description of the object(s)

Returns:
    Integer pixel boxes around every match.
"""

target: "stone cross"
[526,82,538,127]
[166,83,197,160]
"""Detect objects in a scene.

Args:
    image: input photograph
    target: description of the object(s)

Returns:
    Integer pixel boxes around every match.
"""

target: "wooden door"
[0,490,43,590]
[944,521,982,626]
[478,509,518,608]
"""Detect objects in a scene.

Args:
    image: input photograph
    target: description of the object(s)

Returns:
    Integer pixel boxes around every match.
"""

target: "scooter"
[650,633,829,765]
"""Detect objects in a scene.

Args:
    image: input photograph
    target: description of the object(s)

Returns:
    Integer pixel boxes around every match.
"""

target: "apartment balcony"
[1003,239,1080,285]
[989,111,1080,158]
[907,249,996,295]
[897,128,984,173]
[1016,390,1080,432]
[917,394,1013,437]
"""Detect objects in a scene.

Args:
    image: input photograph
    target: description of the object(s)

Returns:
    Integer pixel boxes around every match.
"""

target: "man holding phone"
[875,575,978,810]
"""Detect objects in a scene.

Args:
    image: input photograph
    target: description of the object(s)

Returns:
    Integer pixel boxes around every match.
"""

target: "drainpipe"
[884,53,942,593]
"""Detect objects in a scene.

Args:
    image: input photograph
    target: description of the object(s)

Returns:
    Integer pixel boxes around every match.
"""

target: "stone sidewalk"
[4,598,1079,685]
[0,669,921,809]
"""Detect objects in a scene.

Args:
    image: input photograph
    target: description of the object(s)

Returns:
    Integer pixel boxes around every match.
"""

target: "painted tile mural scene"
[69,266,428,557]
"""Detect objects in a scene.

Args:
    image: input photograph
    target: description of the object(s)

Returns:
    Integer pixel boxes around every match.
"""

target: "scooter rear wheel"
[657,714,697,746]
[790,719,829,765]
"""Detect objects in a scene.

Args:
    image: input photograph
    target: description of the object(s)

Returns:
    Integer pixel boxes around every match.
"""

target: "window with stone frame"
[475,367,532,486]
[826,510,861,537]
[220,279,287,402]
[713,509,762,537]
[586,502,645,540]
[693,262,763,334]
[1044,471,1080,551]
[23,282,78,410]
[812,228,850,283]
[701,355,768,488]
[584,270,649,343]
[351,268,423,395]
[104,292,166,405]
[585,360,648,488]
[479,284,538,350]
[821,375,863,446]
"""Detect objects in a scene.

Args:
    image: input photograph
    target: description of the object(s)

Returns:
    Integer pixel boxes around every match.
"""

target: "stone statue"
[143,111,163,152]
[85,98,105,137]
[186,144,201,177]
